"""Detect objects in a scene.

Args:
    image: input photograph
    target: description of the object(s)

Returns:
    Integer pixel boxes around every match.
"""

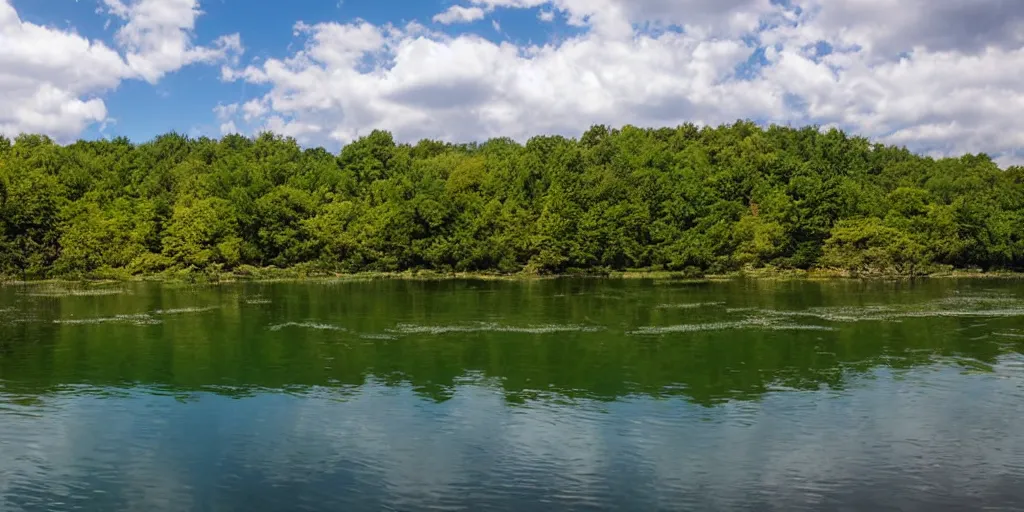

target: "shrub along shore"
[4,269,1024,288]
[2,121,1023,282]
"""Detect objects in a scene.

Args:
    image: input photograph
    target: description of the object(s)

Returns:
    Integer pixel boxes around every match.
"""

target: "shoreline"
[4,268,1024,286]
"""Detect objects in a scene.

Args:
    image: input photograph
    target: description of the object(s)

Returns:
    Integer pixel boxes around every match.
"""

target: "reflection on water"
[2,279,1024,511]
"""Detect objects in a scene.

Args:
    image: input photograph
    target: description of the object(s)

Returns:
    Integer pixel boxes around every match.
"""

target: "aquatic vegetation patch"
[755,305,898,323]
[53,314,161,326]
[50,306,217,326]
[268,322,347,332]
[25,286,127,297]
[359,333,398,340]
[629,318,836,335]
[750,296,1024,324]
[725,307,759,313]
[630,319,772,334]
[635,293,1024,336]
[885,308,1024,319]
[152,307,219,315]
[654,302,726,310]
[933,295,1020,307]
[993,332,1024,339]
[765,324,839,332]
[388,322,606,335]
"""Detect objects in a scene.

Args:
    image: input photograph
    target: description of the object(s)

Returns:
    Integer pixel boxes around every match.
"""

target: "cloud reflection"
[2,358,1024,511]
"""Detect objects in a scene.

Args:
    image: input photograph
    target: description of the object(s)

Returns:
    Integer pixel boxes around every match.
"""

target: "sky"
[1,0,1023,167]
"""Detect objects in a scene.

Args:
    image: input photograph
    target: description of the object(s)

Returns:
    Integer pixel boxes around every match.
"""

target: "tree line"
[1,121,1022,279]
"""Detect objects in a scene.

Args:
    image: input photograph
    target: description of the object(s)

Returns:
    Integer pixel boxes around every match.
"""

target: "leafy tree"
[161,197,242,269]
[820,218,927,275]
[0,123,1021,279]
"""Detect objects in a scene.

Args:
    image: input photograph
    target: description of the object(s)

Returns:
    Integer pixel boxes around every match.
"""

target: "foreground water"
[2,278,1024,511]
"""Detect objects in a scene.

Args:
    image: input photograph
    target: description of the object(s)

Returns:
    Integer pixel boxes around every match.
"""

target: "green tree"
[161,197,242,269]
[820,218,927,275]
[0,123,1022,279]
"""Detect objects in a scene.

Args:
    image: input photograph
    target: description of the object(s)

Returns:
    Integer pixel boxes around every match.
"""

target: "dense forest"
[1,121,1023,280]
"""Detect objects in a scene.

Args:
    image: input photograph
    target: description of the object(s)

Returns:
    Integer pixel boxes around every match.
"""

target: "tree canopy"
[1,123,1021,279]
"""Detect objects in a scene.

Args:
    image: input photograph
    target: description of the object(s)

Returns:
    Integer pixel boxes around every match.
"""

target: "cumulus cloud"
[5,0,1024,166]
[0,1,125,139]
[218,17,781,145]
[790,0,1024,57]
[433,5,487,25]
[216,0,1024,166]
[0,0,239,141]
[101,0,244,82]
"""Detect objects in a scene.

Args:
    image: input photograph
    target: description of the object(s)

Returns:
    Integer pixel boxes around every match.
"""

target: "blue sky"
[8,0,596,142]
[1,0,1023,166]
[12,0,517,141]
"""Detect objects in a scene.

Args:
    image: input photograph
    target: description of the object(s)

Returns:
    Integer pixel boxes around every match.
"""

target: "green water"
[1,279,1024,511]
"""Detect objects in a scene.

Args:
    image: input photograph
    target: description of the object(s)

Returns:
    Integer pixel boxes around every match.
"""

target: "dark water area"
[1,278,1023,511]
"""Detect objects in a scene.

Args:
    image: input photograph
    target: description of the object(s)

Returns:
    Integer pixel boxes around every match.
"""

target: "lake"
[1,278,1024,511]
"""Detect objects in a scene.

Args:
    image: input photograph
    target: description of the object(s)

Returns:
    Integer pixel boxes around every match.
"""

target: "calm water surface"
[2,278,1024,511]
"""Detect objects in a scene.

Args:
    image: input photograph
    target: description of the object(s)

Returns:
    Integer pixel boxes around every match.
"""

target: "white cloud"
[219,17,780,145]
[215,0,1024,167]
[241,98,268,121]
[786,0,1024,58]
[101,0,243,83]
[432,5,486,25]
[5,0,1024,166]
[0,1,127,139]
[0,0,239,141]
[213,102,238,120]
